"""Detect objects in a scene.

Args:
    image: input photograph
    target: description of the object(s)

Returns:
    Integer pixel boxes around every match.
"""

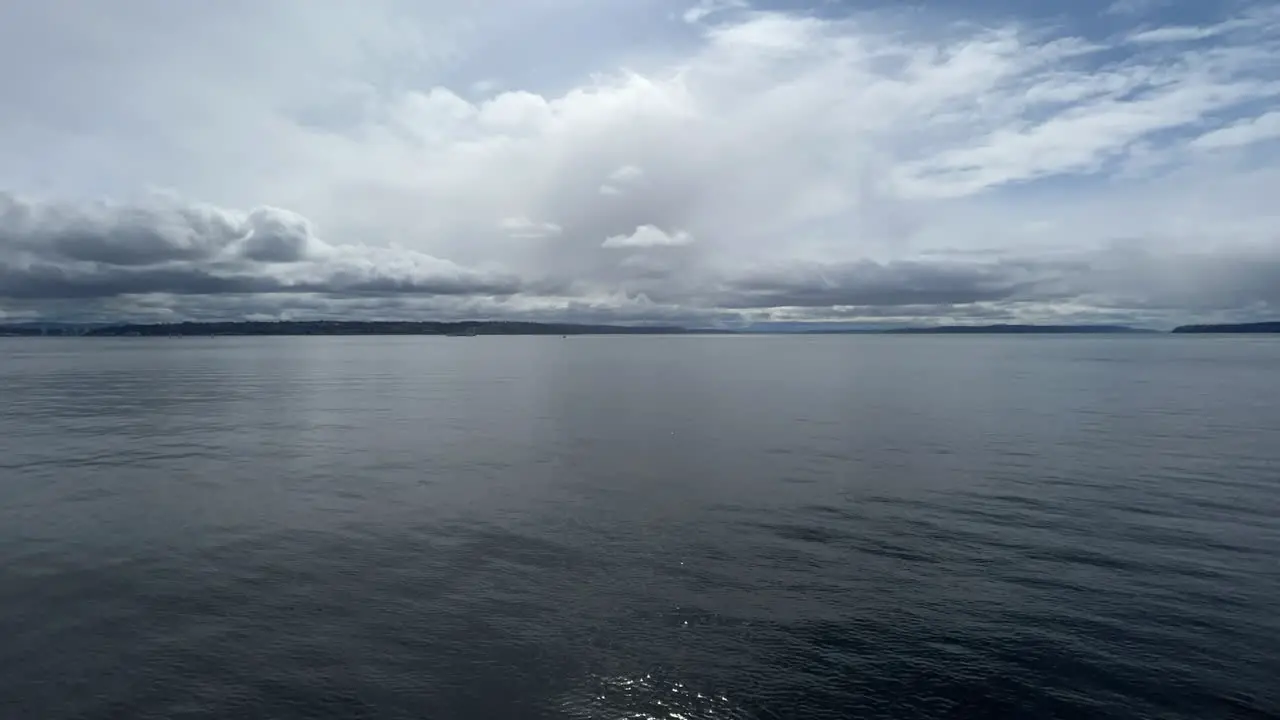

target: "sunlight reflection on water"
[558,674,754,719]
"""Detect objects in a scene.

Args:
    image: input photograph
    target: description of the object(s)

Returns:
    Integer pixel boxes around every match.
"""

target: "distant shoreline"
[2,320,1279,337]
[880,324,1150,335]
[0,319,701,335]
[1170,322,1280,334]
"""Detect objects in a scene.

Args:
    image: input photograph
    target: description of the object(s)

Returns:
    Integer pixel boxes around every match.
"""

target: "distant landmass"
[0,320,706,337]
[7,320,1273,337]
[882,324,1151,334]
[0,322,105,337]
[75,321,702,337]
[741,323,1153,334]
[1171,322,1280,334]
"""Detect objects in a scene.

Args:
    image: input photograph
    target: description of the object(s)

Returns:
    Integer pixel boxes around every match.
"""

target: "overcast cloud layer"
[2,0,1279,327]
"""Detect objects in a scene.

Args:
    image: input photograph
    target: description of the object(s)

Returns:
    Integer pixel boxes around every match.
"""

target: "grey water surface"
[1,335,1278,719]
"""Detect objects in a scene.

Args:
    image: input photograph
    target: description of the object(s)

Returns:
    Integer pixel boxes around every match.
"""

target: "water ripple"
[2,336,1279,719]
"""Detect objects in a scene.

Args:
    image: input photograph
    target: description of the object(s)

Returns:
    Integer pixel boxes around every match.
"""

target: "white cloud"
[1126,5,1278,44]
[609,165,645,183]
[1106,0,1169,16]
[599,164,645,195]
[469,79,503,97]
[1128,23,1243,44]
[602,225,694,248]
[500,216,563,239]
[1190,111,1280,150]
[900,76,1279,197]
[683,0,747,25]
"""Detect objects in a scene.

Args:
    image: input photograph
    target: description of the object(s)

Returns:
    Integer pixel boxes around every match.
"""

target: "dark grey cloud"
[0,263,523,301]
[701,245,1280,325]
[1,193,241,266]
[716,258,1055,309]
[1066,242,1280,312]
[0,192,523,302]
[293,272,522,297]
[238,209,316,263]
[0,263,276,300]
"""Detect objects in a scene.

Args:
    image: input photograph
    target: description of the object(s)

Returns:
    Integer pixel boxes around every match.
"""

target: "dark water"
[1,336,1278,719]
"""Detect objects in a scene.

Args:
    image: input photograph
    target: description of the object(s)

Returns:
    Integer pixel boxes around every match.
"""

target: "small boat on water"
[446,326,478,337]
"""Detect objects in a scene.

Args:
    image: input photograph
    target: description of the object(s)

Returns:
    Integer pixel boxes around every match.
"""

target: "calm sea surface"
[1,335,1278,719]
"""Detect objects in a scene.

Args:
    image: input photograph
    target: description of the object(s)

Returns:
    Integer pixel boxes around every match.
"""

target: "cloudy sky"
[2,0,1279,327]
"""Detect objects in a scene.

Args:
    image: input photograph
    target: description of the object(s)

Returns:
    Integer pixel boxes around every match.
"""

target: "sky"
[1,0,1279,328]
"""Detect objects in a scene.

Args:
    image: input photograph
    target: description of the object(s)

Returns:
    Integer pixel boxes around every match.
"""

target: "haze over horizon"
[3,0,1280,328]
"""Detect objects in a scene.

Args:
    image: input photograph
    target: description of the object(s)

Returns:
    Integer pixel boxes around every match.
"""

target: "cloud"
[1190,111,1280,150]
[1105,0,1169,16]
[469,79,503,97]
[500,216,563,239]
[2,1,1280,327]
[599,164,646,195]
[703,241,1280,324]
[609,166,645,183]
[238,208,325,263]
[682,0,747,25]
[716,258,1051,310]
[602,225,695,249]
[1127,22,1248,45]
[0,192,521,301]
